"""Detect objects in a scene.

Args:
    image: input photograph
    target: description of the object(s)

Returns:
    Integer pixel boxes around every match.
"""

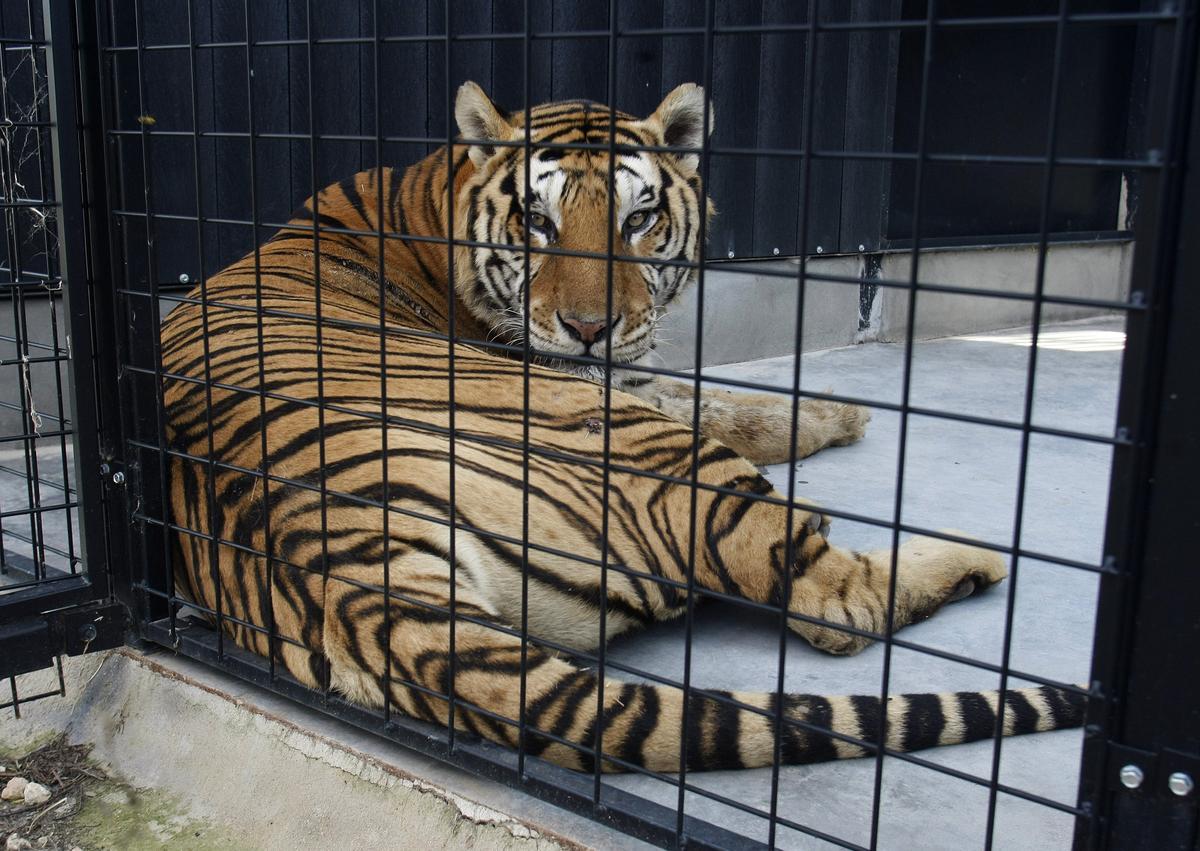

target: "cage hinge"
[1106,741,1200,802]
[0,599,129,681]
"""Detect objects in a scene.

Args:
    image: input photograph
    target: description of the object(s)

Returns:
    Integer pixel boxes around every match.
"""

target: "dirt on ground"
[0,737,240,851]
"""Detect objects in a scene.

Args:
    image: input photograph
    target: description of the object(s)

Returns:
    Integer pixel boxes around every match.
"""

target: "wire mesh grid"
[0,0,83,716]
[0,2,78,592]
[82,1,1192,848]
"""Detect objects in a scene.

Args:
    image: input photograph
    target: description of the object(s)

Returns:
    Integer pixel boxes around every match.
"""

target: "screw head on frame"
[111,471,126,486]
[1168,772,1194,797]
[1119,764,1144,789]
[178,273,190,284]
[815,246,824,254]
[858,244,866,252]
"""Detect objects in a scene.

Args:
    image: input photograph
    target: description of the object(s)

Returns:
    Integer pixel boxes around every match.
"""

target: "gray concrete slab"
[600,316,1122,849]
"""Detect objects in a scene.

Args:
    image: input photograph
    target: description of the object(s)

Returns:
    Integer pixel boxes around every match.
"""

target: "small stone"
[1,777,27,801]
[6,836,32,851]
[22,783,50,806]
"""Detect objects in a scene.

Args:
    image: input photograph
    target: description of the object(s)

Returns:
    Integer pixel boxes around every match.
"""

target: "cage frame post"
[1077,4,1200,848]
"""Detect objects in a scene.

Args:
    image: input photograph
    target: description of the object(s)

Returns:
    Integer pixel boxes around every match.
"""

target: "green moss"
[2,739,248,851]
[68,785,250,851]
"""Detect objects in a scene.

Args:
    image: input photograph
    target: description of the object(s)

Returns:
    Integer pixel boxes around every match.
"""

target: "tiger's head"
[453,81,714,379]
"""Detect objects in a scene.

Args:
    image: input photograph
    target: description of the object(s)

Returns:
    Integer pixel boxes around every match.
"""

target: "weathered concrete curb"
[0,649,651,850]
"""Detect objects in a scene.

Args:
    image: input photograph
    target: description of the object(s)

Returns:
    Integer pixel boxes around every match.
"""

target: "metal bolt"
[858,244,866,252]
[772,247,780,255]
[78,623,98,643]
[1119,764,1144,789]
[815,245,824,254]
[99,462,111,476]
[1168,772,1194,797]
[178,273,190,284]
[726,250,734,259]
[111,471,126,485]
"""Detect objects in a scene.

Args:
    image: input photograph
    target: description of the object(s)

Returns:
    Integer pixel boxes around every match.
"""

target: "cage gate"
[2,1,1199,848]
[0,0,126,706]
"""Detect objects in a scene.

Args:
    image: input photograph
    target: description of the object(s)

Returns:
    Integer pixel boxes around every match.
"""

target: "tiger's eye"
[626,211,649,230]
[528,212,549,230]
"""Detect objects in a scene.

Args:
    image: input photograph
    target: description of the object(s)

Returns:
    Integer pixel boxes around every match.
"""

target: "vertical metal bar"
[8,676,20,718]
[982,2,1071,847]
[44,255,78,576]
[126,0,182,648]
[239,0,277,684]
[443,0,459,748]
[593,0,618,804]
[43,0,115,603]
[768,1,821,847]
[516,0,532,779]
[372,0,392,726]
[180,0,224,670]
[868,2,938,847]
[303,0,332,701]
[78,0,138,616]
[1078,7,1199,848]
[676,0,716,841]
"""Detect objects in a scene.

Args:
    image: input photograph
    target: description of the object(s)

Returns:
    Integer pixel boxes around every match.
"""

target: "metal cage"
[2,0,1198,848]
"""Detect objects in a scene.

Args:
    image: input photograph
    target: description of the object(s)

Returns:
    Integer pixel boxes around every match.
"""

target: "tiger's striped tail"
[739,684,1088,768]
[530,680,1088,773]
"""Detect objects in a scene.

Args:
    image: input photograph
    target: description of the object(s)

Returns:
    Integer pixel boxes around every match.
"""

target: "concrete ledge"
[657,240,1133,368]
[0,649,650,850]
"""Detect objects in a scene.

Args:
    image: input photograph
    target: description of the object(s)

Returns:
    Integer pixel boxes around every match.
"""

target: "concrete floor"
[602,316,1123,849]
[1,316,1123,849]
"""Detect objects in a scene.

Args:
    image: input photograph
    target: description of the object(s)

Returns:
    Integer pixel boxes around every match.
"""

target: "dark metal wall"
[102,0,1143,286]
[888,0,1141,243]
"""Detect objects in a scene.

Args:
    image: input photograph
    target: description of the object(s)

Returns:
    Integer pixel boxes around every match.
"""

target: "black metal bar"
[303,0,332,702]
[442,0,460,755]
[983,1,1072,846]
[869,3,936,841]
[1079,4,1200,849]
[515,0,533,784]
[676,0,716,842]
[371,0,390,731]
[591,0,618,808]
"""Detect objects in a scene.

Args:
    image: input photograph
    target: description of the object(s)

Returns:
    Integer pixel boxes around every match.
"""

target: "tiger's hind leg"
[319,557,613,765]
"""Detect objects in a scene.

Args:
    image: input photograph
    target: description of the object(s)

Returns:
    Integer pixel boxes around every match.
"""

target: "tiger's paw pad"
[947,574,984,603]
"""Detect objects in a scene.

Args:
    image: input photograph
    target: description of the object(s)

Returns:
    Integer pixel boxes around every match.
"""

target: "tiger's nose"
[558,311,617,345]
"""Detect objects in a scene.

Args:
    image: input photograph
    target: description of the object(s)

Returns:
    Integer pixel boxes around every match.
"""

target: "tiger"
[159,81,1086,775]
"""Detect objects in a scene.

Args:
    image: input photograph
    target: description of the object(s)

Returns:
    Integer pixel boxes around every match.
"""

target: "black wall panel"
[100,0,1142,286]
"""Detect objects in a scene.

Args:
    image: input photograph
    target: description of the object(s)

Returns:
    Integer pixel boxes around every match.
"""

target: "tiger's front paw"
[818,400,871,448]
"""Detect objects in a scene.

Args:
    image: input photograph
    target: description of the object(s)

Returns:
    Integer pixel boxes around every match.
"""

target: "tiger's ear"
[648,83,714,170]
[455,81,515,168]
